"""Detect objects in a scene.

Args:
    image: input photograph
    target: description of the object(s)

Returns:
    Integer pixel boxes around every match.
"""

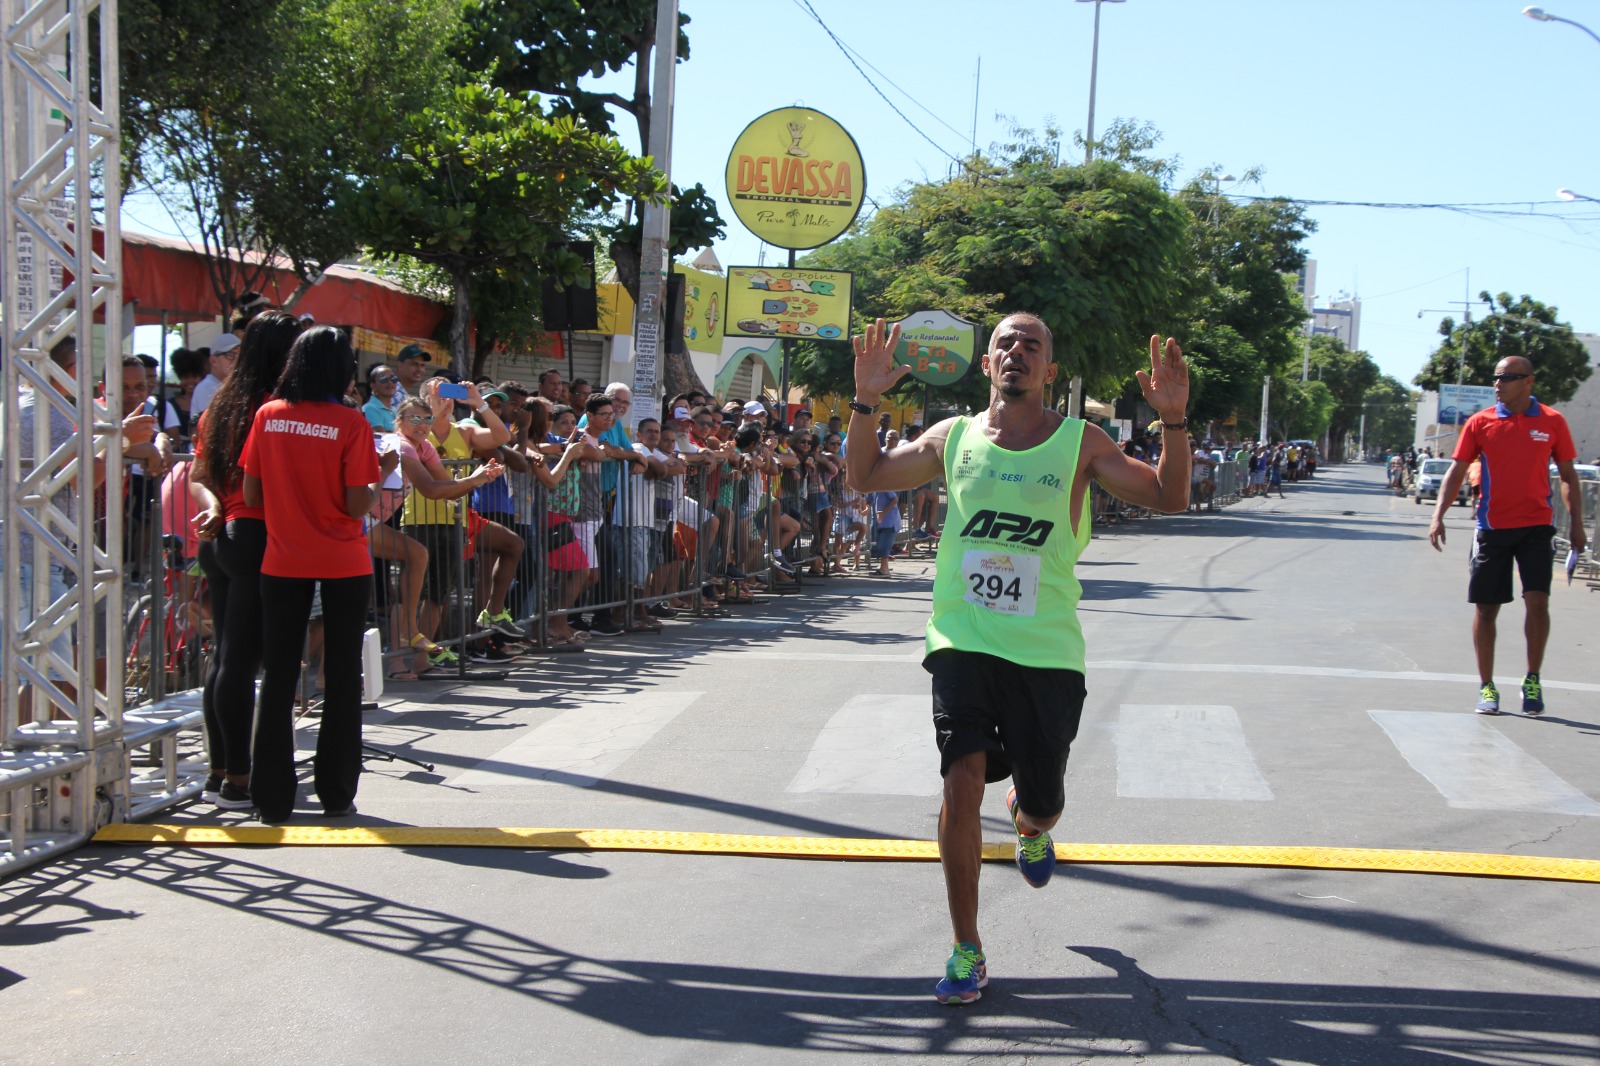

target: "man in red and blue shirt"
[1429,357,1587,716]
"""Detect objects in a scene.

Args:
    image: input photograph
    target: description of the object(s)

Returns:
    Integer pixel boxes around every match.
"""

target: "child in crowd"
[869,488,900,577]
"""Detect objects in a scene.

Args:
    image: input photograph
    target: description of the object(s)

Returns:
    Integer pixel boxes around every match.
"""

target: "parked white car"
[1414,458,1468,506]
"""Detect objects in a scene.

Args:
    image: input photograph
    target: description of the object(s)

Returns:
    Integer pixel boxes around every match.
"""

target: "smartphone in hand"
[437,382,470,401]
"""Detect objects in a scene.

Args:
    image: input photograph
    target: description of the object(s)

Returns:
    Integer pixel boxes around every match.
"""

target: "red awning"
[115,230,450,340]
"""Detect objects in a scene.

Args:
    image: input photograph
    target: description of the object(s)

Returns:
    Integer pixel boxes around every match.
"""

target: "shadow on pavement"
[6,850,1596,1061]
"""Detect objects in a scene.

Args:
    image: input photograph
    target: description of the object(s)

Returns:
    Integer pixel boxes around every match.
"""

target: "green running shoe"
[934,942,987,1005]
[1475,682,1500,715]
[1521,673,1544,716]
[1007,785,1056,888]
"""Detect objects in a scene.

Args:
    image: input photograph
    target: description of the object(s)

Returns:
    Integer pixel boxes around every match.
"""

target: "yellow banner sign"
[724,107,865,250]
[724,267,853,340]
[674,264,726,355]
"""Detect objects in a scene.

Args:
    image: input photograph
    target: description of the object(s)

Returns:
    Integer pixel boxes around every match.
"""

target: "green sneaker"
[934,942,987,1005]
[1475,682,1500,715]
[1521,673,1544,716]
[428,646,459,668]
[476,608,527,640]
[1007,786,1056,888]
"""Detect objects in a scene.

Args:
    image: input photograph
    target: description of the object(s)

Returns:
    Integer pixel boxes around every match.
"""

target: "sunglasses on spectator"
[402,413,432,424]
[695,420,713,428]
[372,374,398,384]
[1491,372,1530,383]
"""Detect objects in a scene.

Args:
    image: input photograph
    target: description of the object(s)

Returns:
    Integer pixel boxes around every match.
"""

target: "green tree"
[1414,291,1592,402]
[1303,335,1380,459]
[459,0,723,395]
[1183,324,1263,430]
[1270,378,1335,443]
[793,136,1190,408]
[117,0,462,313]
[1176,178,1313,377]
[348,84,667,373]
[1361,378,1418,454]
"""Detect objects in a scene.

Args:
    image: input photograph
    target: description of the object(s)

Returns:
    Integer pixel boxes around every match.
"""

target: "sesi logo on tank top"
[959,509,1054,547]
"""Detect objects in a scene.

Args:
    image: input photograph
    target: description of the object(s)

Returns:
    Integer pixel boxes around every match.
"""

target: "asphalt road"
[4,462,1598,1065]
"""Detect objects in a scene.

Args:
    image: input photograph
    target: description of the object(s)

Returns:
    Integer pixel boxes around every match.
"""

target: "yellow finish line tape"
[91,825,1600,884]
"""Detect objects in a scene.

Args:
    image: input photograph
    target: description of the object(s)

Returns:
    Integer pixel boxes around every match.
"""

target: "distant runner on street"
[844,314,1192,1005]
[1427,356,1587,716]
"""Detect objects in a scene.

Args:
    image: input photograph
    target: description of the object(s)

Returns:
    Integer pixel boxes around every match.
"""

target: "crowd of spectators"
[3,292,955,819]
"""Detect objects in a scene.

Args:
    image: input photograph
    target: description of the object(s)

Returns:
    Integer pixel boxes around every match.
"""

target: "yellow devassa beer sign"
[724,107,866,251]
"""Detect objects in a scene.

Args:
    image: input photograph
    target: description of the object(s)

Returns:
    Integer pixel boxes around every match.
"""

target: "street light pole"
[1070,0,1123,420]
[1523,5,1600,46]
[1557,187,1600,204]
[1077,0,1125,165]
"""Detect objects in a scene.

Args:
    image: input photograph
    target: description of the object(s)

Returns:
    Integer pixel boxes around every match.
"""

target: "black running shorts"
[1468,524,1555,604]
[924,648,1087,819]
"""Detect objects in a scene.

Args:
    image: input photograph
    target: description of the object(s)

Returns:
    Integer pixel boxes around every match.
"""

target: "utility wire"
[1232,193,1600,221]
[791,0,963,165]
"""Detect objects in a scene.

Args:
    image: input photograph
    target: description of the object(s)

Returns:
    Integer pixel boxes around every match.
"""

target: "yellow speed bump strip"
[91,825,1600,883]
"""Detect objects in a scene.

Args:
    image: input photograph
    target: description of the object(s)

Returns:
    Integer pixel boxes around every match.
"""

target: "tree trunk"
[663,350,705,399]
[449,267,472,378]
[609,237,640,303]
[471,328,496,381]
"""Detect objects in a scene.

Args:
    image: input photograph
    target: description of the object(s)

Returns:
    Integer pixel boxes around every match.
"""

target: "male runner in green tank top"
[845,313,1192,1005]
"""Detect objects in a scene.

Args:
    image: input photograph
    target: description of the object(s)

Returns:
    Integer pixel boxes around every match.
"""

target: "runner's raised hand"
[851,318,910,403]
[1135,335,1189,421]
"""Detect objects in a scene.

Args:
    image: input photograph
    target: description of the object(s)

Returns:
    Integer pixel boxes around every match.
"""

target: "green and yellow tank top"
[402,420,473,526]
[926,415,1092,672]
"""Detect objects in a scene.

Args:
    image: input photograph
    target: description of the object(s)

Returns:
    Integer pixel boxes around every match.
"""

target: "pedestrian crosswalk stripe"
[1115,705,1274,801]
[1369,710,1600,816]
[453,691,702,788]
[787,695,939,796]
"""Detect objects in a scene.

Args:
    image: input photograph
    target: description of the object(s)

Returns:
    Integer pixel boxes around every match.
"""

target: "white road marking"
[1090,662,1600,693]
[787,695,939,796]
[699,651,1599,692]
[1369,710,1600,816]
[1115,705,1274,801]
[453,691,702,788]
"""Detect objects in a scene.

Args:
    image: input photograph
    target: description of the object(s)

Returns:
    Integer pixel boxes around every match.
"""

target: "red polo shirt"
[240,400,380,578]
[1452,399,1575,530]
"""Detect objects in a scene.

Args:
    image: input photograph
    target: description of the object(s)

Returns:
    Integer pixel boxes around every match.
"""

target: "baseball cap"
[671,406,692,421]
[210,333,241,355]
[482,390,509,402]
[743,400,766,417]
[397,343,429,363]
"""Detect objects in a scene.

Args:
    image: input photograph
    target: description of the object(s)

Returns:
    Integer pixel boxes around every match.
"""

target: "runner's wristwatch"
[1160,418,1189,431]
[848,399,878,414]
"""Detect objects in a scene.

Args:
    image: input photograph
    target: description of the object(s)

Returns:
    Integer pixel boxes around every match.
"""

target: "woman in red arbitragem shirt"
[190,310,300,812]
[241,327,392,823]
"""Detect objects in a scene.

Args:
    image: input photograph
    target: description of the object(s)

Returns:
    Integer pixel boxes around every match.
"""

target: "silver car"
[1414,458,1469,506]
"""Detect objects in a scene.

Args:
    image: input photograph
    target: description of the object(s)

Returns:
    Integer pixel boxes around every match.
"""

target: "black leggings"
[252,573,372,821]
[196,518,266,777]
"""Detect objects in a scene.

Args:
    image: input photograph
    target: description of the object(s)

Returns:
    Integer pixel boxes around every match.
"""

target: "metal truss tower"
[0,0,130,874]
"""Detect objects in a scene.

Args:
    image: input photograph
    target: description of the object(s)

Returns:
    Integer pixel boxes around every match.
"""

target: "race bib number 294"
[961,549,1040,616]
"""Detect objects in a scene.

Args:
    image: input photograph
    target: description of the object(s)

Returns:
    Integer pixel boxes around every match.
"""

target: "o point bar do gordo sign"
[724,107,866,251]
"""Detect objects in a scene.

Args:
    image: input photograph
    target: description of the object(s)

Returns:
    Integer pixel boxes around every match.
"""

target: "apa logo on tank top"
[959,509,1054,547]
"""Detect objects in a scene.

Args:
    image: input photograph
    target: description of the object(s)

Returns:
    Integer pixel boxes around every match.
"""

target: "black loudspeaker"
[1113,396,1139,420]
[666,271,686,355]
[541,240,599,331]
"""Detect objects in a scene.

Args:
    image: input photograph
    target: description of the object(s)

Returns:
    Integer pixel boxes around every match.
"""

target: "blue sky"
[125,0,1600,386]
[634,0,1600,385]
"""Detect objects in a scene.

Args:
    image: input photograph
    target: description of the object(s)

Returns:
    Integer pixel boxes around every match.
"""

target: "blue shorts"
[871,527,896,558]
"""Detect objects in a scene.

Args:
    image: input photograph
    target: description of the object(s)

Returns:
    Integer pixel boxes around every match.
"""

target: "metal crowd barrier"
[1549,474,1600,560]
[5,419,955,868]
